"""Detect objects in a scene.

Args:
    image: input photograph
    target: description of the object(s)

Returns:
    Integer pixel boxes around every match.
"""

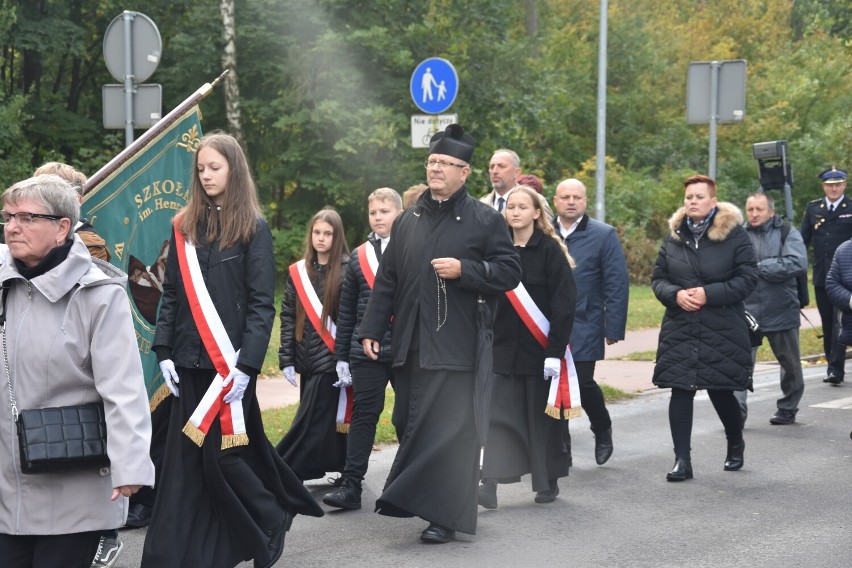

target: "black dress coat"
[358,185,521,535]
[800,195,852,287]
[484,229,576,492]
[651,202,758,391]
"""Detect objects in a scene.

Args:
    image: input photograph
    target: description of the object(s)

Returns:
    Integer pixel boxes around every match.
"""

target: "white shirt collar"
[826,196,845,209]
[557,216,581,238]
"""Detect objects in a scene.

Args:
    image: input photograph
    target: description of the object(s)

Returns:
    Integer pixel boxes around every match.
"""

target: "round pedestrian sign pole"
[410,58,458,114]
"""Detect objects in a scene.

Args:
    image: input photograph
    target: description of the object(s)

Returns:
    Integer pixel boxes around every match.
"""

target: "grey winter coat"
[0,237,154,535]
[743,216,807,332]
[652,203,758,391]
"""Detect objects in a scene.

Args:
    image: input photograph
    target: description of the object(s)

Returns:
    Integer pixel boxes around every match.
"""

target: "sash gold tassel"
[336,423,350,434]
[563,407,583,420]
[182,421,206,447]
[221,433,249,449]
[544,404,562,419]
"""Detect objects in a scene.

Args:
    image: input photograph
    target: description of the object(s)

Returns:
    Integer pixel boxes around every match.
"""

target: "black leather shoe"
[724,441,745,471]
[824,373,843,385]
[124,503,152,528]
[254,512,293,568]
[535,478,560,503]
[322,482,362,510]
[478,479,497,509]
[666,458,693,481]
[594,428,614,465]
[769,409,797,425]
[420,523,455,544]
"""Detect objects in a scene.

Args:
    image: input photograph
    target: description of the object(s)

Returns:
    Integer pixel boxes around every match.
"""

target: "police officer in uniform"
[800,166,851,384]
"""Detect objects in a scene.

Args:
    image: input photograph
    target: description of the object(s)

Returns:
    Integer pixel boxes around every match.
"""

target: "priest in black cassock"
[358,124,521,543]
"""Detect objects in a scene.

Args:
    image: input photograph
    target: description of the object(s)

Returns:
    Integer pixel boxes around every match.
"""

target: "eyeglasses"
[424,159,467,170]
[0,211,63,226]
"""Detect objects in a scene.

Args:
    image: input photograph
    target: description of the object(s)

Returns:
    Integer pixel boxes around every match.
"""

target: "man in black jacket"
[323,187,402,510]
[359,124,521,544]
[800,166,851,384]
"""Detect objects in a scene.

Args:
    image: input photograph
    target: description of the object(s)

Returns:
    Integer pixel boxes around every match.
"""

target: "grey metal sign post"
[686,60,746,179]
[103,11,162,146]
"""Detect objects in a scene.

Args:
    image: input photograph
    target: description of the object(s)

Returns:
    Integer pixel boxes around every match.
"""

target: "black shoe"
[534,478,560,503]
[769,409,797,425]
[123,503,152,528]
[594,428,614,465]
[420,523,455,544]
[478,479,497,509]
[322,482,362,510]
[724,441,745,471]
[666,458,693,481]
[254,513,293,568]
[824,373,843,385]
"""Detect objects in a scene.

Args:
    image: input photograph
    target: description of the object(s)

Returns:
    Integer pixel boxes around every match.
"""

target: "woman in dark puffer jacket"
[652,175,758,481]
[276,209,349,481]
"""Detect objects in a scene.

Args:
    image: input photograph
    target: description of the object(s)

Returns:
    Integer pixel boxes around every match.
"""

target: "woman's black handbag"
[16,404,110,474]
[1,284,109,474]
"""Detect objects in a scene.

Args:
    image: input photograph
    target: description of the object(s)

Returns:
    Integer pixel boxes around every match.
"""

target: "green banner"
[82,107,202,411]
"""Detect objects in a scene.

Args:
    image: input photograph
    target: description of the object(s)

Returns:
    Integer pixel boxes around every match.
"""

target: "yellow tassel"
[182,421,205,447]
[149,383,172,413]
[544,404,562,419]
[336,422,350,434]
[221,433,249,449]
[563,407,583,420]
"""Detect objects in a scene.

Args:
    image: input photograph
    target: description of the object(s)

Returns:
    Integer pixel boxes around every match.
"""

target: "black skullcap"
[428,124,475,163]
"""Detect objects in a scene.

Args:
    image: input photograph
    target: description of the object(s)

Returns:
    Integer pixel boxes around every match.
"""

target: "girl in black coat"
[480,186,577,506]
[651,175,758,482]
[276,208,350,481]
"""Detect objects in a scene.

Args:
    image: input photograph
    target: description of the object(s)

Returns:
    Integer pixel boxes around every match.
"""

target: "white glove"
[543,357,561,380]
[283,366,297,387]
[160,359,179,397]
[333,361,352,388]
[222,368,250,404]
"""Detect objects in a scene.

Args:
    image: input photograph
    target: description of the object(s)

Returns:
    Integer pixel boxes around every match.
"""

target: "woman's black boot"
[666,458,693,481]
[724,441,745,471]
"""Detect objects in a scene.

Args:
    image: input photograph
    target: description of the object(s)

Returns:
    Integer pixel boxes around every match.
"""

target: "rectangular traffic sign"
[411,114,459,148]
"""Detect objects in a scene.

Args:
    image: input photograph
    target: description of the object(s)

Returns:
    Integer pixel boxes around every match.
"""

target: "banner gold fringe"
[563,407,583,420]
[149,383,172,413]
[221,433,249,449]
[182,421,205,447]
[336,422,350,434]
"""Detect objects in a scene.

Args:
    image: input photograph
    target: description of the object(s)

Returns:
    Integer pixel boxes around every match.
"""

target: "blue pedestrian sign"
[410,58,458,114]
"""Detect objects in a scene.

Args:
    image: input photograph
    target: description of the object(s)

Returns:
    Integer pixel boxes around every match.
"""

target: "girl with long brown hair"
[276,208,351,482]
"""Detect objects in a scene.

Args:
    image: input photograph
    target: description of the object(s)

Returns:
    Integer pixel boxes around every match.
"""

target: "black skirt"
[481,372,571,492]
[375,362,481,535]
[276,372,347,481]
[141,369,323,568]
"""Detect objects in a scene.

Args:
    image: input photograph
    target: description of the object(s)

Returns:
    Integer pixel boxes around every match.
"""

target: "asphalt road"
[116,364,852,568]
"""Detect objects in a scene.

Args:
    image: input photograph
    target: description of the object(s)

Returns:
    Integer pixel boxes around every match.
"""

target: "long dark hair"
[295,208,349,341]
[178,132,261,248]
[506,185,574,267]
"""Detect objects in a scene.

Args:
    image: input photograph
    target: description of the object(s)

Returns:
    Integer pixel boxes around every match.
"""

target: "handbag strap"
[1,284,18,422]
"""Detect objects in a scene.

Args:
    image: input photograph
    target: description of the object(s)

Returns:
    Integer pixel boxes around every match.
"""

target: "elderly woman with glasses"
[0,174,154,568]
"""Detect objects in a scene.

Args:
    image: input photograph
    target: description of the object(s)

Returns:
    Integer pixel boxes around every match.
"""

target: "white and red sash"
[174,227,248,449]
[357,242,379,289]
[505,283,582,420]
[288,259,353,432]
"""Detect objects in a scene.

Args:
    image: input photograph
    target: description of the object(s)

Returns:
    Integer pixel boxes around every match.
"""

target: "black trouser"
[342,360,394,486]
[0,531,101,568]
[669,388,743,460]
[815,286,846,378]
[574,360,611,433]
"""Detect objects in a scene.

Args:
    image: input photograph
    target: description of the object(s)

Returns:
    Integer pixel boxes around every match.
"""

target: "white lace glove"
[283,366,298,387]
[543,357,561,380]
[333,361,352,388]
[160,359,179,397]
[222,368,250,404]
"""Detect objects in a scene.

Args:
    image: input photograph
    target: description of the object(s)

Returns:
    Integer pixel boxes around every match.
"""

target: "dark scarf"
[686,208,717,241]
[14,239,73,280]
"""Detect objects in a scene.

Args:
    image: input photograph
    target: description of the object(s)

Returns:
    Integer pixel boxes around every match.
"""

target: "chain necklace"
[434,268,447,331]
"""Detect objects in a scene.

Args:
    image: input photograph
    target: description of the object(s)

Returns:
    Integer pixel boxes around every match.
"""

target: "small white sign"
[411,114,459,148]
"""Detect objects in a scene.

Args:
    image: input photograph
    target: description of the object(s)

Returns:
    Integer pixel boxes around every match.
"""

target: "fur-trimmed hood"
[668,201,743,242]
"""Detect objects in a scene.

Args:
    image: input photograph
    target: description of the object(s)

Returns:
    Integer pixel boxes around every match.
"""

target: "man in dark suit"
[800,166,851,384]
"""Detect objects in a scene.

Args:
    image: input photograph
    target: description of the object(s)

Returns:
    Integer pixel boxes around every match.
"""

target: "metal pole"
[595,0,608,222]
[123,11,135,147]
[708,61,719,179]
